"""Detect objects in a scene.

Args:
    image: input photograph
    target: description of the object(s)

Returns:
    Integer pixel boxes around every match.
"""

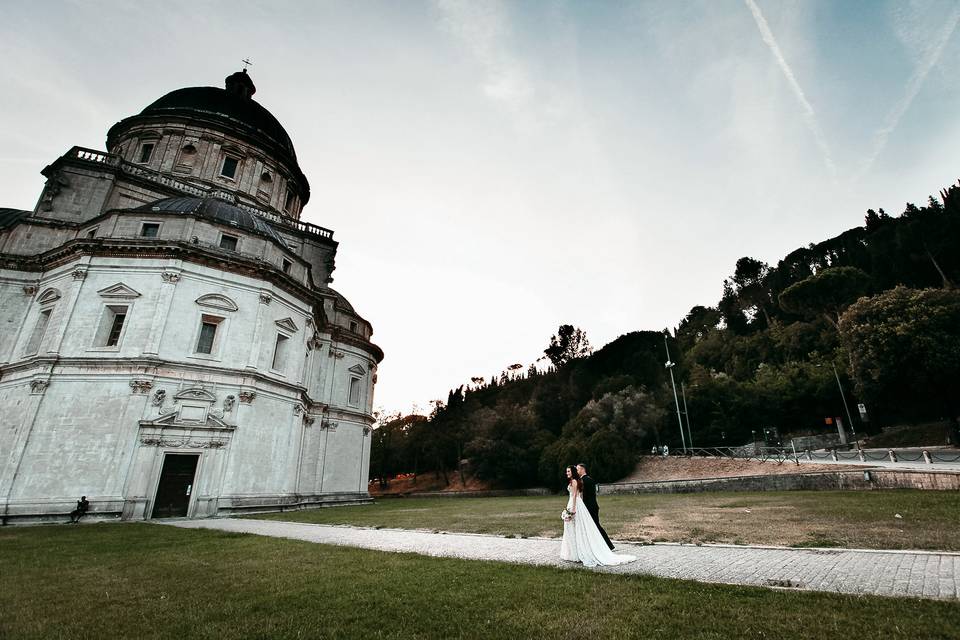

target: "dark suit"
[580,475,614,549]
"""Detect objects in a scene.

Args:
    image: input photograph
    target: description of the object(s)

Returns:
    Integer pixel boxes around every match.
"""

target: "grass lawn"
[259,490,960,551]
[2,523,958,640]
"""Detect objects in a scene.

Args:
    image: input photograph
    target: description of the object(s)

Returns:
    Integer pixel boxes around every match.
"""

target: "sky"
[2,1,959,414]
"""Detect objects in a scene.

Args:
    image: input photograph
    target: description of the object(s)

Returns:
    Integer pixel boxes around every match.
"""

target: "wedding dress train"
[559,485,636,567]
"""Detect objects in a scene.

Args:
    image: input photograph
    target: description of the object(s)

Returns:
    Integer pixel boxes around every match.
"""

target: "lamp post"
[663,332,687,453]
[831,361,857,444]
[681,381,693,450]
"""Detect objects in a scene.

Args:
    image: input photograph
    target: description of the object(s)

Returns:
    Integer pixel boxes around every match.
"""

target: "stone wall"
[601,469,960,495]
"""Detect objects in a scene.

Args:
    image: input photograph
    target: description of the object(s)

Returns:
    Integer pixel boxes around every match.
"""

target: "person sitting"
[69,496,89,524]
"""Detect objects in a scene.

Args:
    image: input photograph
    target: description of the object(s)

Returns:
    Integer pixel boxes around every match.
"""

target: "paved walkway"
[163,519,959,601]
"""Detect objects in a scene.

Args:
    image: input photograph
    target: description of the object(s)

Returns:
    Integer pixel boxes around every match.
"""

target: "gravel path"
[163,518,959,601]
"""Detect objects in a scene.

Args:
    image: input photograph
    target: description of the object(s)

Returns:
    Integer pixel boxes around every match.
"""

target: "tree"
[368,413,425,487]
[839,287,960,443]
[778,266,871,328]
[543,324,592,368]
[895,201,957,289]
[540,386,665,484]
[725,257,773,326]
[465,405,553,488]
[676,305,721,352]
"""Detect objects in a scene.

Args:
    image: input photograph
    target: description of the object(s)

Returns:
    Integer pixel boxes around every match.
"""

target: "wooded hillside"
[371,181,960,488]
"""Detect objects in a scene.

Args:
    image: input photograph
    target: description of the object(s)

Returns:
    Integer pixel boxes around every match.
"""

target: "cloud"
[856,2,960,180]
[744,0,837,178]
[432,0,539,126]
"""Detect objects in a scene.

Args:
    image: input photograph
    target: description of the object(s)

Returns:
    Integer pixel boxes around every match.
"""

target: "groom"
[576,463,614,550]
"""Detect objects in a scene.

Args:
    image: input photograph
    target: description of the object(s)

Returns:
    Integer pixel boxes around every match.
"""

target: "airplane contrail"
[744,0,837,178]
[856,5,960,180]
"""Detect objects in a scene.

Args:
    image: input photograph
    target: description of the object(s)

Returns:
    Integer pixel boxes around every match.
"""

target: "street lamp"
[830,361,857,444]
[681,381,694,450]
[663,332,687,453]
[817,360,857,445]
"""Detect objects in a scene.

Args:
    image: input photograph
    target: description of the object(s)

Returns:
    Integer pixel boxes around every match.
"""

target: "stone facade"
[0,71,383,524]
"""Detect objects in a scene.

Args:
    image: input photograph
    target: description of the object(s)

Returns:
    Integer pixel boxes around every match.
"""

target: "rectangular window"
[219,234,239,251]
[220,156,239,179]
[138,143,154,163]
[85,227,98,238]
[272,333,289,371]
[281,259,292,274]
[349,377,361,406]
[25,309,52,355]
[94,305,129,348]
[141,222,160,238]
[195,317,221,355]
[349,321,358,333]
[106,310,127,347]
[284,189,295,213]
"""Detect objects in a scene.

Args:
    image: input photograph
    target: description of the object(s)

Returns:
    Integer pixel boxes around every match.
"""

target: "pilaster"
[245,290,272,370]
[48,262,91,355]
[144,267,182,355]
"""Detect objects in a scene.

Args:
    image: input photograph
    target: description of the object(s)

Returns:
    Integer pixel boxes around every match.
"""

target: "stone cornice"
[1,236,322,311]
[329,327,385,363]
[324,407,377,425]
[0,355,306,396]
[0,238,385,362]
[0,353,380,418]
[0,356,372,418]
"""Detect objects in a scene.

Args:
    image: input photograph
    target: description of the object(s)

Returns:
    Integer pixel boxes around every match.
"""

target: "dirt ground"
[618,456,861,483]
[370,472,489,495]
[373,457,862,495]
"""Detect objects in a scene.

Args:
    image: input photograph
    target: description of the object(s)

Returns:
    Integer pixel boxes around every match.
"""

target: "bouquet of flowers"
[561,508,574,522]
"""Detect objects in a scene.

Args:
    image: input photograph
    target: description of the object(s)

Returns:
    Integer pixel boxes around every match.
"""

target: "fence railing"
[665,446,960,466]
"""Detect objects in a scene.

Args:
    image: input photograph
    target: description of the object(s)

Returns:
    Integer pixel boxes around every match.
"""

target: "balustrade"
[63,146,334,240]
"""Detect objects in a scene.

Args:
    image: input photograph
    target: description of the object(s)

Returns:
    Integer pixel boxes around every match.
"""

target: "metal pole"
[832,362,856,442]
[681,381,693,450]
[664,333,686,453]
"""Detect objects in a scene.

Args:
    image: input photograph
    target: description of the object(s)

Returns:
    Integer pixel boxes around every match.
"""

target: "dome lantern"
[224,69,256,99]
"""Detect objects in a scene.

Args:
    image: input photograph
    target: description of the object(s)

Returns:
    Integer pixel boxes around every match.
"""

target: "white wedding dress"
[560,484,636,567]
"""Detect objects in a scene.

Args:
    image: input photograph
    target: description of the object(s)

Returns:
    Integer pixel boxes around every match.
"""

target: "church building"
[0,69,383,524]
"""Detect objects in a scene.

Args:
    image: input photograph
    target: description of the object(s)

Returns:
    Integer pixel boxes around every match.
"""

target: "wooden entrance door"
[151,454,199,518]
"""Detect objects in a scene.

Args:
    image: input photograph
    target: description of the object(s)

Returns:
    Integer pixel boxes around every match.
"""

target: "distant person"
[651,445,657,455]
[662,445,669,457]
[69,496,89,523]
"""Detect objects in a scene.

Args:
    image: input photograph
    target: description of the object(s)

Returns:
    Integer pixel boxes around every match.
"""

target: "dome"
[0,208,31,230]
[326,287,356,313]
[107,71,309,203]
[137,196,288,247]
[139,87,295,160]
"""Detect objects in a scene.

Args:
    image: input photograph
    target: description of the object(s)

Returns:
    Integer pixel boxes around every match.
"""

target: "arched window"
[176,143,198,172]
[23,288,61,356]
[258,171,274,199]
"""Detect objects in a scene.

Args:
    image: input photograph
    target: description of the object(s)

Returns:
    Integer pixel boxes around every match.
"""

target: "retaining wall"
[601,468,960,495]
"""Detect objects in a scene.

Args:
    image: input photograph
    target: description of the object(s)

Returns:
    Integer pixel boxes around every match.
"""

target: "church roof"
[325,287,356,313]
[107,71,309,203]
[138,196,288,247]
[142,86,295,160]
[0,208,31,230]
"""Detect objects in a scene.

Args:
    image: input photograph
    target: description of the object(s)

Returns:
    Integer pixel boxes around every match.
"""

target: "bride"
[560,465,636,567]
